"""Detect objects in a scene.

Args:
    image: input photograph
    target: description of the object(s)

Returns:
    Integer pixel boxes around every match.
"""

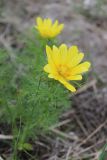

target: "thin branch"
[77,119,107,148]
[0,134,13,140]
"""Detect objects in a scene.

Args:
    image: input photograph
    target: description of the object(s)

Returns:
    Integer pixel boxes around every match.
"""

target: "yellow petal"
[58,24,64,31]
[52,20,58,28]
[47,18,52,27]
[46,45,58,67]
[44,19,47,26]
[64,82,76,92]
[59,44,68,64]
[52,45,60,65]
[36,17,43,26]
[46,45,52,61]
[71,62,91,75]
[68,46,79,59]
[69,53,84,68]
[67,75,82,80]
[45,45,57,74]
[48,74,54,78]
[60,79,76,92]
[57,76,76,92]
[53,45,59,53]
[44,64,51,73]
[59,44,67,51]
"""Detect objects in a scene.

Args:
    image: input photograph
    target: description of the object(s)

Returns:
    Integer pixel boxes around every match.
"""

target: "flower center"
[58,65,70,78]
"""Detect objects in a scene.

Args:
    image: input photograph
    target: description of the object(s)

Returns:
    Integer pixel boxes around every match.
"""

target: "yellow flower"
[44,44,91,92]
[35,17,64,38]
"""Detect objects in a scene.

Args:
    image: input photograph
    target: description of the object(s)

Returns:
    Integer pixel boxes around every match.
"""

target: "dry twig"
[0,134,13,140]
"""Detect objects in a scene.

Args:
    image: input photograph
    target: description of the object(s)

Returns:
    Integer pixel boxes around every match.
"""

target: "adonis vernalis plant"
[44,44,91,92]
[35,17,64,38]
[0,17,91,159]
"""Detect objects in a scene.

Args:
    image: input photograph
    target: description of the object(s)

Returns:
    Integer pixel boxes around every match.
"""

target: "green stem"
[18,74,42,147]
[99,143,107,160]
[12,117,22,159]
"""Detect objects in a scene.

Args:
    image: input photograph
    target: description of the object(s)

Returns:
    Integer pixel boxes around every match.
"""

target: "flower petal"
[67,75,82,80]
[58,24,64,31]
[69,53,84,68]
[48,74,54,78]
[57,76,76,92]
[36,17,43,26]
[52,20,58,28]
[68,46,79,59]
[52,45,60,65]
[71,62,91,75]
[46,45,52,61]
[45,45,57,74]
[47,18,52,27]
[59,44,68,64]
[60,79,76,92]
[44,64,51,73]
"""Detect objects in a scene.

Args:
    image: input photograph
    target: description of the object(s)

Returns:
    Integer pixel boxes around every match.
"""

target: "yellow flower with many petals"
[35,17,64,38]
[44,44,91,92]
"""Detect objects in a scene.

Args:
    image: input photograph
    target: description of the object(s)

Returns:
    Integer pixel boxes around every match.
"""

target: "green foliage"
[0,30,70,158]
[99,143,107,160]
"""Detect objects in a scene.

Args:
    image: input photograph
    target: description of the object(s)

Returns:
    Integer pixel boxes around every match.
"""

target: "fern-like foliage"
[0,31,70,154]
